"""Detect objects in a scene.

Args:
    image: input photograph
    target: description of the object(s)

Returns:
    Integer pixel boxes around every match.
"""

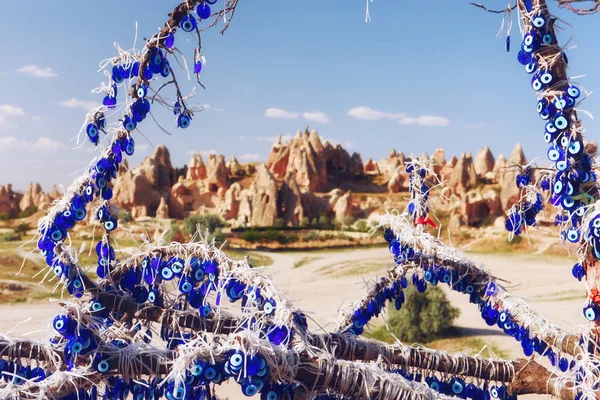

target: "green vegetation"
[17,206,38,219]
[293,256,322,269]
[0,213,11,221]
[0,232,21,242]
[13,223,30,235]
[241,229,299,245]
[183,214,225,244]
[366,286,460,344]
[119,211,134,223]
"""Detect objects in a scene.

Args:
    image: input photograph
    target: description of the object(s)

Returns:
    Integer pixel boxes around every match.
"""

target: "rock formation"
[247,165,278,227]
[186,154,207,180]
[500,144,527,209]
[0,185,22,216]
[19,183,51,211]
[474,147,495,178]
[206,154,228,193]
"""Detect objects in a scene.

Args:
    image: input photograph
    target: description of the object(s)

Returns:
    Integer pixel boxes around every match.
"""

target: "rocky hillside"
[1,129,530,229]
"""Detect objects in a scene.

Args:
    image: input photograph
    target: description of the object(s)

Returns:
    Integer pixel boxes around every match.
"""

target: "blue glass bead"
[583,302,599,321]
[567,85,581,99]
[165,32,175,48]
[517,50,532,65]
[525,0,533,11]
[180,15,197,32]
[179,276,194,294]
[86,123,99,145]
[197,4,211,19]
[143,67,153,80]
[103,95,117,109]
[123,116,137,131]
[194,61,202,74]
[112,65,124,84]
[136,84,147,98]
[505,35,510,52]
[450,377,465,395]
[177,113,191,129]
[103,217,117,232]
[161,61,171,77]
[531,14,546,28]
[53,315,75,337]
[133,286,149,303]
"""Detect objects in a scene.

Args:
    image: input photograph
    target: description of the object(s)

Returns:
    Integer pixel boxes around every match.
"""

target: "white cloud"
[265,108,300,119]
[265,108,330,123]
[0,136,64,152]
[398,115,450,127]
[57,98,101,111]
[0,105,25,117]
[201,104,225,113]
[18,65,58,78]
[31,116,41,122]
[239,153,261,161]
[302,111,330,124]
[347,106,405,121]
[347,106,449,127]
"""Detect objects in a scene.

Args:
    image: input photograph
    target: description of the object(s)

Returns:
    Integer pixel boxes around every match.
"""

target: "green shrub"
[0,232,21,242]
[342,215,356,227]
[317,213,331,229]
[241,229,298,245]
[184,214,225,238]
[120,211,134,223]
[273,218,286,229]
[355,219,369,232]
[0,213,11,221]
[300,217,311,228]
[387,285,460,344]
[18,206,38,218]
[13,223,30,235]
[302,231,320,242]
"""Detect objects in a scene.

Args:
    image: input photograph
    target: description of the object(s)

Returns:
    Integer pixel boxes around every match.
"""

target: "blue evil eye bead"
[160,263,175,281]
[161,61,171,77]
[567,85,581,99]
[200,304,212,317]
[86,123,99,145]
[53,262,66,278]
[104,217,117,232]
[165,32,175,48]
[531,74,542,91]
[541,71,554,86]
[53,315,74,337]
[103,95,117,109]
[545,121,557,136]
[583,302,599,321]
[505,35,510,52]
[123,116,137,131]
[450,377,465,395]
[177,113,191,129]
[566,227,580,243]
[241,378,260,397]
[136,84,147,98]
[542,32,554,45]
[112,65,124,84]
[197,4,211,20]
[190,360,205,376]
[568,139,583,156]
[531,14,546,28]
[206,0,217,3]
[173,101,181,115]
[169,257,184,275]
[263,298,276,315]
[178,276,194,294]
[555,158,570,172]
[525,59,537,74]
[101,186,113,201]
[553,112,569,131]
[554,96,568,110]
[517,50,532,65]
[180,15,197,32]
[194,60,202,74]
[522,31,537,53]
[547,144,563,162]
[124,137,135,155]
[525,0,533,12]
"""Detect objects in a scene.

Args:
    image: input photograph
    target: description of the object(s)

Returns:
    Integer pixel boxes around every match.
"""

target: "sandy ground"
[0,247,585,399]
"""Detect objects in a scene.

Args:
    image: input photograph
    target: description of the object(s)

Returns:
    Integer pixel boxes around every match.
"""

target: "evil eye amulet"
[180,15,197,32]
[552,112,569,131]
[197,3,211,19]
[531,14,546,28]
[583,302,599,321]
[178,113,191,129]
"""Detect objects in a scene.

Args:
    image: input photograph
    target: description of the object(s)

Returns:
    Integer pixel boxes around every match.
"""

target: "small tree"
[388,285,460,344]
[184,214,225,238]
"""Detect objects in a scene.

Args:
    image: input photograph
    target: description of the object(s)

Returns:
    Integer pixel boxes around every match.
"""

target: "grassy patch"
[293,257,322,269]
[227,250,273,267]
[365,326,509,358]
[467,235,535,254]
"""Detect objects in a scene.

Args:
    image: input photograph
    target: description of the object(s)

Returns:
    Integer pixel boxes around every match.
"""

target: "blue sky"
[0,0,599,191]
